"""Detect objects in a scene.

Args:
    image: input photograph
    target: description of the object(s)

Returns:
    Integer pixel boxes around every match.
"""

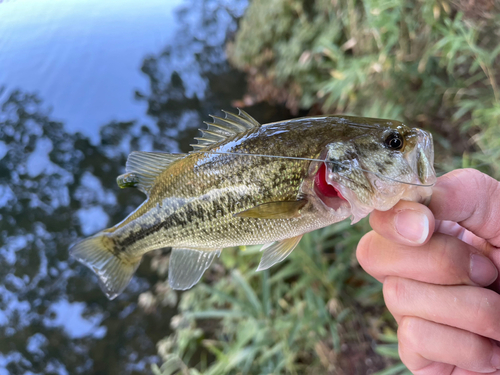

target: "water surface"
[0,0,182,144]
[0,1,254,373]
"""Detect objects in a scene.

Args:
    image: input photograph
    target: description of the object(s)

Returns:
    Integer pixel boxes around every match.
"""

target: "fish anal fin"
[257,235,303,271]
[190,109,261,152]
[124,151,186,195]
[234,200,307,219]
[168,247,221,290]
[70,234,141,300]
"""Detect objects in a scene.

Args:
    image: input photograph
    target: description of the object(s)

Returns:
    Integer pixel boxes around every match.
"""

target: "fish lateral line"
[196,150,435,188]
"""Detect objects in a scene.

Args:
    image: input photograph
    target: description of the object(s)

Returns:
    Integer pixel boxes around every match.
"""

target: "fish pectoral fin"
[168,247,221,290]
[234,200,307,219]
[70,234,141,300]
[123,151,186,195]
[257,235,303,271]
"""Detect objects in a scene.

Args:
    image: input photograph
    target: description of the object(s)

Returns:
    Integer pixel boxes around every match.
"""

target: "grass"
[150,0,500,373]
[151,219,401,374]
[228,0,500,178]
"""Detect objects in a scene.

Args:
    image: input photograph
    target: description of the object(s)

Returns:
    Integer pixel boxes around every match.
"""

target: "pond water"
[0,0,283,373]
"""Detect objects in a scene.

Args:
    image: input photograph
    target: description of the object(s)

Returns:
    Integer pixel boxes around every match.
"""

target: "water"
[0,0,182,144]
[0,0,257,373]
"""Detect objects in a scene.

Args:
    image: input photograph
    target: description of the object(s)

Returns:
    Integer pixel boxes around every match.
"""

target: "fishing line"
[200,150,435,187]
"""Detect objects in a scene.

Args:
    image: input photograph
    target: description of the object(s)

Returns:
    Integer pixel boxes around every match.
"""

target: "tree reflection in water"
[0,0,249,373]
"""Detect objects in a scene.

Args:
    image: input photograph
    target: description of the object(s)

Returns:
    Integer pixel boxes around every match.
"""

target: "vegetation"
[228,0,500,177]
[0,1,247,373]
[150,0,500,374]
[151,219,399,375]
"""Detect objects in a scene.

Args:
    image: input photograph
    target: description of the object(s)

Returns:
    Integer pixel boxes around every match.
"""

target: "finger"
[356,231,498,286]
[398,316,500,374]
[369,200,434,246]
[435,220,492,254]
[429,169,500,248]
[383,277,500,342]
[369,200,493,254]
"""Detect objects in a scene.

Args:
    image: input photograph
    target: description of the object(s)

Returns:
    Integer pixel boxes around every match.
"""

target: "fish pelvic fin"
[122,151,186,196]
[168,247,221,290]
[257,234,303,271]
[70,234,141,300]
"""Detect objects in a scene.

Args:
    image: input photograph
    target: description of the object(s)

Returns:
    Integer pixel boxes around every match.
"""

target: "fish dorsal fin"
[168,247,221,290]
[120,151,186,195]
[234,200,307,219]
[257,235,303,271]
[190,109,261,152]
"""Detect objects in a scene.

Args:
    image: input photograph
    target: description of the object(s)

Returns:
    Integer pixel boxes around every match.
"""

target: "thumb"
[429,169,500,248]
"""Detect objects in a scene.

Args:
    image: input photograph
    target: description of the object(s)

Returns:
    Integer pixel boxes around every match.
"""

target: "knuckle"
[427,235,466,283]
[446,169,500,243]
[483,181,500,242]
[466,169,498,207]
[466,343,493,371]
[428,236,452,269]
[471,289,500,338]
[440,168,481,202]
[460,167,485,180]
[397,344,411,372]
[356,232,376,271]
[450,168,485,186]
[397,316,420,350]
[383,276,407,311]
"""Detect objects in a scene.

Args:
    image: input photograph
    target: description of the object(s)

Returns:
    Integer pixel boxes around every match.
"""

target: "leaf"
[374,363,411,375]
[188,310,248,319]
[231,270,262,316]
[375,343,401,359]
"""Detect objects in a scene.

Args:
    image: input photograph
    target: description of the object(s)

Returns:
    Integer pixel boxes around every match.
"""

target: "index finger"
[429,169,500,248]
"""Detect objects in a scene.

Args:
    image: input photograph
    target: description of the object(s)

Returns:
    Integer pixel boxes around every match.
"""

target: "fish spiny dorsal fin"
[121,151,186,196]
[190,109,261,152]
[235,108,261,127]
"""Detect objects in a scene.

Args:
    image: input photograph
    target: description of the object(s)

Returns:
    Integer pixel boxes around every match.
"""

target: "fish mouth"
[314,161,374,223]
[314,163,348,210]
[414,129,436,185]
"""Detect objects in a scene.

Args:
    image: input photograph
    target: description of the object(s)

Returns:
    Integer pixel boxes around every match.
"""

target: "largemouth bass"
[71,109,436,299]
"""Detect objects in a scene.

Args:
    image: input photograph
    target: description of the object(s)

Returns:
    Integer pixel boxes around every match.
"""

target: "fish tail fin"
[70,234,141,300]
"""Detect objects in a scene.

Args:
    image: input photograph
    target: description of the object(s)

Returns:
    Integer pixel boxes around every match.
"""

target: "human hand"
[357,168,500,374]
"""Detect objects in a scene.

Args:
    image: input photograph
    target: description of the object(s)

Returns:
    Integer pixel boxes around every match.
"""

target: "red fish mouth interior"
[314,163,347,210]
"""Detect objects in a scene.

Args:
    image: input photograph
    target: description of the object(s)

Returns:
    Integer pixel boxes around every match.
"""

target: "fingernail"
[491,347,500,369]
[395,210,429,244]
[470,253,498,286]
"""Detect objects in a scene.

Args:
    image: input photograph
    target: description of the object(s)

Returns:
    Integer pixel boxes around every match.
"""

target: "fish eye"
[384,132,404,151]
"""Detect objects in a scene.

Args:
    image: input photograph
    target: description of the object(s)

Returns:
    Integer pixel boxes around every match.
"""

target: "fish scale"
[70,109,436,299]
[126,156,309,248]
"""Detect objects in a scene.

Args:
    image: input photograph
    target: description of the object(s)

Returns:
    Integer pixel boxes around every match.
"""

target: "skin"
[357,168,500,374]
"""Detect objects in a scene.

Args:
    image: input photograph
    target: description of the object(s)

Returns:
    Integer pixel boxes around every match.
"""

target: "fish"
[70,109,436,299]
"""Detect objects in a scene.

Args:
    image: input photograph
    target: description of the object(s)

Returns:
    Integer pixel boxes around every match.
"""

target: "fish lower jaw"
[318,181,374,223]
[318,194,348,211]
[313,176,348,210]
[313,186,352,219]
